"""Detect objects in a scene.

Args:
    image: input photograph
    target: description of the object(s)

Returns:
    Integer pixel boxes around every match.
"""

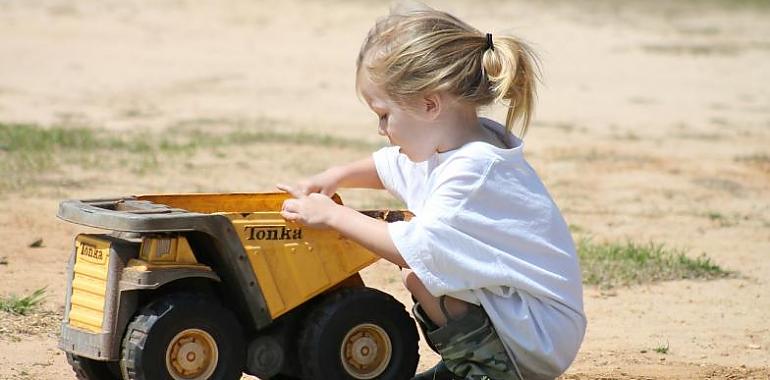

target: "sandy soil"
[1,0,769,379]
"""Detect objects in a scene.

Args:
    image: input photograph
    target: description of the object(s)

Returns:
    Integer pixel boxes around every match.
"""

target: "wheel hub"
[166,328,219,380]
[340,323,392,379]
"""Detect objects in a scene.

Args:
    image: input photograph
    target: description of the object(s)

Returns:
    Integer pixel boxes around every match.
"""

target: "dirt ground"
[1,0,769,379]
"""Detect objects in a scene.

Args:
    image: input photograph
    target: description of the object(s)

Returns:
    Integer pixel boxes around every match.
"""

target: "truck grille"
[67,236,111,333]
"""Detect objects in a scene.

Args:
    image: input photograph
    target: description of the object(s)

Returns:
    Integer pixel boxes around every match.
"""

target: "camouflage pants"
[413,298,522,380]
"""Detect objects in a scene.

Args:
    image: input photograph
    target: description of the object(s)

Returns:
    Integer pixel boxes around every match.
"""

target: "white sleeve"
[372,146,410,202]
[390,216,505,297]
[390,156,583,310]
[387,157,498,296]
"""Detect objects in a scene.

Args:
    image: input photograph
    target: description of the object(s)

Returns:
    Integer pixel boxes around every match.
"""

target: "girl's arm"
[279,156,403,266]
[280,156,383,196]
[278,189,407,268]
[327,204,406,267]
[333,156,384,190]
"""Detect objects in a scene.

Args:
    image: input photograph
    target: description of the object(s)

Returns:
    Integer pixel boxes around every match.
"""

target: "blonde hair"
[356,5,540,136]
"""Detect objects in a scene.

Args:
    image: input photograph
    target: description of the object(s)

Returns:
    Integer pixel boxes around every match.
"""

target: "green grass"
[568,224,586,234]
[0,122,377,192]
[0,287,46,315]
[1,124,111,190]
[735,153,770,163]
[704,0,770,10]
[642,43,741,56]
[654,342,670,354]
[0,124,98,152]
[578,238,730,289]
[156,128,379,152]
[735,153,770,173]
[576,0,770,13]
[705,211,738,227]
[0,122,377,154]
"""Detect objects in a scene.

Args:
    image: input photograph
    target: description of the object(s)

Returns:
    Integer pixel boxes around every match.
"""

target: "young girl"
[278,5,585,380]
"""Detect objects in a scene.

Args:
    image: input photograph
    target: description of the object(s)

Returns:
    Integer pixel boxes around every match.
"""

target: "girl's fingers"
[276,183,292,194]
[280,209,300,222]
[282,198,298,212]
[277,183,304,198]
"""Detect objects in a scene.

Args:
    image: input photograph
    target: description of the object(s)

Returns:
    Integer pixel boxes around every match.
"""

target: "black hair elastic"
[486,33,494,51]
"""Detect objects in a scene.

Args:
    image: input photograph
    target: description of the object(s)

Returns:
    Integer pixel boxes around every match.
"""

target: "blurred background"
[0,1,768,379]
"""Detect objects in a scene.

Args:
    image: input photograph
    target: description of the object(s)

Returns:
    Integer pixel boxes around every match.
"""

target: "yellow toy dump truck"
[57,193,419,380]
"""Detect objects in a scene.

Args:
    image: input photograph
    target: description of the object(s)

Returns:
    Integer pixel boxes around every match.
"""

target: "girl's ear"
[422,93,441,120]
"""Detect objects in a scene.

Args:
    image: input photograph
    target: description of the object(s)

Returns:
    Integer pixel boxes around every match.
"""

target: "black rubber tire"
[66,353,121,380]
[120,293,245,380]
[298,287,419,380]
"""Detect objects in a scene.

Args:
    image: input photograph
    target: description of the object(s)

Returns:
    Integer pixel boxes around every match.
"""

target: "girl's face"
[359,77,438,162]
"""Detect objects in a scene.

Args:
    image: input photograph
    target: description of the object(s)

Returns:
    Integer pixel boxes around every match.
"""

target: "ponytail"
[357,6,541,138]
[482,35,540,137]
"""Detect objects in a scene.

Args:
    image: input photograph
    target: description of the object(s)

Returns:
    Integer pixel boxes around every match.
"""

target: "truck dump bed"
[58,193,408,320]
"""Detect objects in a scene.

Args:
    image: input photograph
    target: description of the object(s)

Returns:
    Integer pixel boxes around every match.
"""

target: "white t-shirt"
[372,118,586,379]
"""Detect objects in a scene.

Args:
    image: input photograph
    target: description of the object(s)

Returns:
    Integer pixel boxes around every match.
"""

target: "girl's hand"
[278,184,341,229]
[278,168,341,197]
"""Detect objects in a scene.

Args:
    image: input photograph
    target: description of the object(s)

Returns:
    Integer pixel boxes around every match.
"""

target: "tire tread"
[298,287,419,380]
[120,293,244,380]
